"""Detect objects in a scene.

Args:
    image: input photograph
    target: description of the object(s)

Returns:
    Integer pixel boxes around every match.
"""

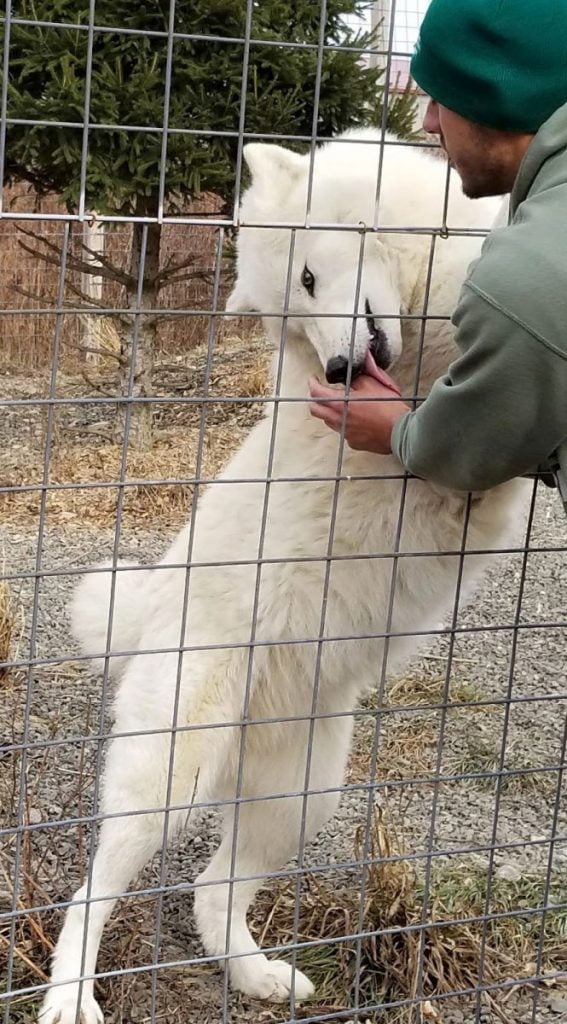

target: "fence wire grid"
[1,4,566,1024]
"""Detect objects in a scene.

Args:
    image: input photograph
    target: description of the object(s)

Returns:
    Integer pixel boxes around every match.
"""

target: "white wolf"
[42,131,527,1023]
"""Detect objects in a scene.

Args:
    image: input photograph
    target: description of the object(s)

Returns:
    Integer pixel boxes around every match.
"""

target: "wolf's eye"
[301,265,315,297]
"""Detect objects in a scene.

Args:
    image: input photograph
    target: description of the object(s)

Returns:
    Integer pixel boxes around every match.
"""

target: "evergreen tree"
[2,0,417,446]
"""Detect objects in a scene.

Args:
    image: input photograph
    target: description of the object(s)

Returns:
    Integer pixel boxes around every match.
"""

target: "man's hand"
[308,373,411,454]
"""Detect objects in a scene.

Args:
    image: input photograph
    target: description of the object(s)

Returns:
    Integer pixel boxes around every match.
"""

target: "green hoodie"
[391,102,567,505]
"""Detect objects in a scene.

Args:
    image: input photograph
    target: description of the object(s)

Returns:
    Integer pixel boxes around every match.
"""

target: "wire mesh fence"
[1,3,566,1024]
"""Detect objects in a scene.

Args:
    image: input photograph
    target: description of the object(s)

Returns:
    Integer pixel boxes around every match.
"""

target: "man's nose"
[423,98,440,135]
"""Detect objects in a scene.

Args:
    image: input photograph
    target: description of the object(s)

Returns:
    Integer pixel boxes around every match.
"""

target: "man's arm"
[392,285,567,491]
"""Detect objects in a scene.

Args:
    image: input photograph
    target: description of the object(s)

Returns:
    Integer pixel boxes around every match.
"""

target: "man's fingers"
[308,375,346,428]
[308,375,344,401]
[309,400,342,429]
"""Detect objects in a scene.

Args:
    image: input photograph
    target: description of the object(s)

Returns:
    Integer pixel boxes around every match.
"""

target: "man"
[309,0,567,505]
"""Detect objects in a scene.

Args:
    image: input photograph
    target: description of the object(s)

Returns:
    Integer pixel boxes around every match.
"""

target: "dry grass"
[348,719,438,787]
[0,581,14,682]
[444,727,558,798]
[2,317,565,1019]
[2,427,247,530]
[386,672,483,711]
[346,672,490,790]
[2,665,565,1024]
[0,673,223,1023]
[1,336,271,529]
[4,794,565,1024]
[353,671,556,800]
[337,672,566,1020]
[252,809,567,1024]
[0,570,23,686]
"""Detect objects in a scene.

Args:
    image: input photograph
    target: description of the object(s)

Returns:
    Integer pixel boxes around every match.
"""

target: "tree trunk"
[116,208,161,450]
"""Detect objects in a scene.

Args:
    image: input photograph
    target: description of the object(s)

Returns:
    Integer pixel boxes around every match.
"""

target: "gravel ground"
[1,483,566,1024]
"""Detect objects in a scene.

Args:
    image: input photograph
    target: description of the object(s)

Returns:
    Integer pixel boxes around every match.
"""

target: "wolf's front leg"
[40,730,193,1024]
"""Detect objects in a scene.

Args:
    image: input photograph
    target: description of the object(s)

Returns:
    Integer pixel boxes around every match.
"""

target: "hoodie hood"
[511,102,567,216]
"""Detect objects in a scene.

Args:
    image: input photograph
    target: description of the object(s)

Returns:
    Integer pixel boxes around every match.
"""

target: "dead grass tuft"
[78,314,122,370]
[2,671,565,1024]
[1,429,244,529]
[445,729,557,798]
[386,672,484,710]
[0,575,23,686]
[253,809,567,1023]
[348,719,438,786]
[1,336,271,529]
[0,581,14,680]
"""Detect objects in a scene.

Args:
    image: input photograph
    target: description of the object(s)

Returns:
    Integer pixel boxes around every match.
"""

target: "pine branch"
[153,303,217,322]
[5,161,58,197]
[11,283,51,304]
[62,279,131,324]
[157,270,215,288]
[63,339,125,365]
[77,238,136,289]
[17,225,77,260]
[17,227,134,289]
[5,0,416,219]
[152,255,211,286]
[17,236,104,283]
[80,369,121,397]
[11,282,130,326]
[62,339,122,362]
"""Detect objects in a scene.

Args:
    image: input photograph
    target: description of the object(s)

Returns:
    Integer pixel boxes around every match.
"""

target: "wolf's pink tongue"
[364,351,402,395]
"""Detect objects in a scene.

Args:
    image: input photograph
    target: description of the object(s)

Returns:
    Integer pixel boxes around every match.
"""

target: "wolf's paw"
[231,954,315,1002]
[40,987,104,1024]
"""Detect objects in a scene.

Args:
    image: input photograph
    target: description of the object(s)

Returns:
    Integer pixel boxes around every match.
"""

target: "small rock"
[468,854,491,872]
[421,1000,441,1020]
[84,420,112,433]
[549,997,567,1014]
[27,807,42,824]
[496,862,523,882]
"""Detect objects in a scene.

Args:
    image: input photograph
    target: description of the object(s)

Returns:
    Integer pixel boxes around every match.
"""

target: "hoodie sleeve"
[391,281,567,492]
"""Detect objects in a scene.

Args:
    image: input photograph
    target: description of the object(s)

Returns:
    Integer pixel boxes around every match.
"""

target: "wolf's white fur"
[42,131,527,1023]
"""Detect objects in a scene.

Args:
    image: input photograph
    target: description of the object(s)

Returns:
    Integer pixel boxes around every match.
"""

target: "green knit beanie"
[410,0,567,132]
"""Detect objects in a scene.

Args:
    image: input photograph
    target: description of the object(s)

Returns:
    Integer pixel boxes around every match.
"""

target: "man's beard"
[447,147,510,198]
[460,164,510,199]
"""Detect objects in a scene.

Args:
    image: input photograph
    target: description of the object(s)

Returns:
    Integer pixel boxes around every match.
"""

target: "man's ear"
[243,143,305,192]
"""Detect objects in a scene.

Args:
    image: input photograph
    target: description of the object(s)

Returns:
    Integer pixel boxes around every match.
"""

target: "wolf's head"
[226,133,406,384]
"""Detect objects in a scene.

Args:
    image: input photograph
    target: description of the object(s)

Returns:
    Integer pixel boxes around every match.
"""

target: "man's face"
[422,99,532,199]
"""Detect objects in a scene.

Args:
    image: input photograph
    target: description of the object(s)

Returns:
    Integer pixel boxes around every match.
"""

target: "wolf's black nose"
[325,356,350,384]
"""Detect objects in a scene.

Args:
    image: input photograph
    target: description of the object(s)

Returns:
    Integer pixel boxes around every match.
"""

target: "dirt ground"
[1,340,566,1024]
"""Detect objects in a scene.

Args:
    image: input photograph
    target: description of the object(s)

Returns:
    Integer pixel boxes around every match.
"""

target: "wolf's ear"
[243,143,305,187]
[226,282,256,314]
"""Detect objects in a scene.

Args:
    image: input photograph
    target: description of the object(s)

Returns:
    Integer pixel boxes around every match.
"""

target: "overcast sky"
[346,1,430,54]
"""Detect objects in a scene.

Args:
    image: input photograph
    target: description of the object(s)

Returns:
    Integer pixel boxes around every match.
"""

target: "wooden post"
[81,216,105,363]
